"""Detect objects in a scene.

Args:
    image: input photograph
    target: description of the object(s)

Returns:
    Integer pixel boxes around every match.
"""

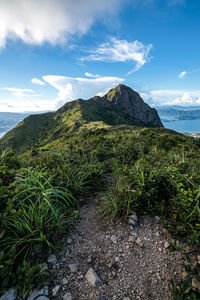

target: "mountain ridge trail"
[47,197,190,300]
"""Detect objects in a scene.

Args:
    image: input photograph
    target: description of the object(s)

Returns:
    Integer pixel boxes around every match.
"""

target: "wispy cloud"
[178,69,200,79]
[43,74,124,104]
[0,0,125,48]
[31,78,45,86]
[81,38,153,74]
[85,72,100,78]
[3,87,42,98]
[178,71,187,78]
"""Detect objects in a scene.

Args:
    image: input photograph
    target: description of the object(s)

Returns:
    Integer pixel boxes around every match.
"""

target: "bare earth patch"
[49,198,188,300]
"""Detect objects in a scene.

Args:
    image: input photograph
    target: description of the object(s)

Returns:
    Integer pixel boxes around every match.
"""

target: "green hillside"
[0,86,199,298]
[0,85,163,152]
[0,99,139,152]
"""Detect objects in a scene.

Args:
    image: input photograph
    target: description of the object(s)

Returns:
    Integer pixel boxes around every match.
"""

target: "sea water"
[163,119,200,133]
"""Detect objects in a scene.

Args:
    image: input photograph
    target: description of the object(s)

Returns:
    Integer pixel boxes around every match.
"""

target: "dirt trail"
[49,197,186,300]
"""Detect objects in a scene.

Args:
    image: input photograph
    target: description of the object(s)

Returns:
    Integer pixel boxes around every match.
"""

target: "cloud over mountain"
[43,74,124,104]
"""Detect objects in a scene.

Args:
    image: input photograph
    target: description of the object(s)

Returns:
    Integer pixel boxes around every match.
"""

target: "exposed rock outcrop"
[102,84,163,127]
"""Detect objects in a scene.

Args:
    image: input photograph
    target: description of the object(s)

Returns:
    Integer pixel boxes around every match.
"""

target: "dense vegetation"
[0,122,200,297]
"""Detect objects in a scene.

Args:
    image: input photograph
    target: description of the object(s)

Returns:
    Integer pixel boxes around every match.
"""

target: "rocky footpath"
[1,197,197,300]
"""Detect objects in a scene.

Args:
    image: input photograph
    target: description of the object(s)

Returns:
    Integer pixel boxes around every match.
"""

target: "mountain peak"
[106,84,135,99]
[103,85,163,128]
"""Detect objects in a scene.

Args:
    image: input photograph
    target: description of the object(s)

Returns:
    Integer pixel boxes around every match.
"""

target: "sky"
[0,0,200,112]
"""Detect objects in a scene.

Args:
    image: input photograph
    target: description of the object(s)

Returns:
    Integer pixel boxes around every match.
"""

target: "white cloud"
[0,0,125,48]
[178,71,187,78]
[43,74,124,104]
[3,87,42,98]
[178,69,200,79]
[165,92,195,105]
[81,38,153,74]
[0,99,56,113]
[85,72,100,78]
[31,78,45,86]
[140,89,200,106]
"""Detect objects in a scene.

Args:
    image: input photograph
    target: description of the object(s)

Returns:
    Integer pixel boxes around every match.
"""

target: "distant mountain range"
[0,111,49,138]
[0,112,29,137]
[156,106,200,122]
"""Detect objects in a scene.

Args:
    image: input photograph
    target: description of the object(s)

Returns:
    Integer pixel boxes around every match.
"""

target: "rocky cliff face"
[102,84,163,127]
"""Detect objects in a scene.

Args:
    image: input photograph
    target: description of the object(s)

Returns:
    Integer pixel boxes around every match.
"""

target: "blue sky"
[0,0,200,112]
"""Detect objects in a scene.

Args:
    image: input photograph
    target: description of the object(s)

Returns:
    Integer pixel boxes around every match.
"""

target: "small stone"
[67,237,72,244]
[164,241,170,249]
[128,215,137,226]
[128,232,138,243]
[85,267,101,286]
[90,290,104,300]
[47,254,57,264]
[0,288,17,300]
[62,278,68,285]
[68,263,78,273]
[128,235,136,243]
[111,235,117,244]
[78,274,84,279]
[65,249,70,256]
[155,216,160,223]
[129,215,138,222]
[52,285,61,297]
[62,293,72,300]
[87,255,92,263]
[123,298,131,300]
[128,219,137,226]
[28,286,48,300]
[135,237,143,247]
[155,232,159,237]
[115,257,120,262]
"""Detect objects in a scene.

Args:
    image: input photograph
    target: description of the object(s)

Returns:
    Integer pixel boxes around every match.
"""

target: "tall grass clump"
[22,150,106,197]
[99,177,135,224]
[0,167,75,291]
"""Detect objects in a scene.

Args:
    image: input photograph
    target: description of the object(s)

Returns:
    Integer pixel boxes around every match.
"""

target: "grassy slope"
[0,89,200,297]
[0,99,139,152]
[0,118,200,297]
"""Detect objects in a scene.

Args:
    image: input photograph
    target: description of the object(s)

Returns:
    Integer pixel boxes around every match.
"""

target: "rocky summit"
[58,84,163,128]
[102,85,163,128]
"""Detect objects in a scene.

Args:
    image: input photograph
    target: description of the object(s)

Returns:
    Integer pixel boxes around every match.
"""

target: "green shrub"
[0,168,75,293]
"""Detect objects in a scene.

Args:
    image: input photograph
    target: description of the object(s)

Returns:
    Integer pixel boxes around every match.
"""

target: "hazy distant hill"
[157,106,200,121]
[0,112,29,137]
